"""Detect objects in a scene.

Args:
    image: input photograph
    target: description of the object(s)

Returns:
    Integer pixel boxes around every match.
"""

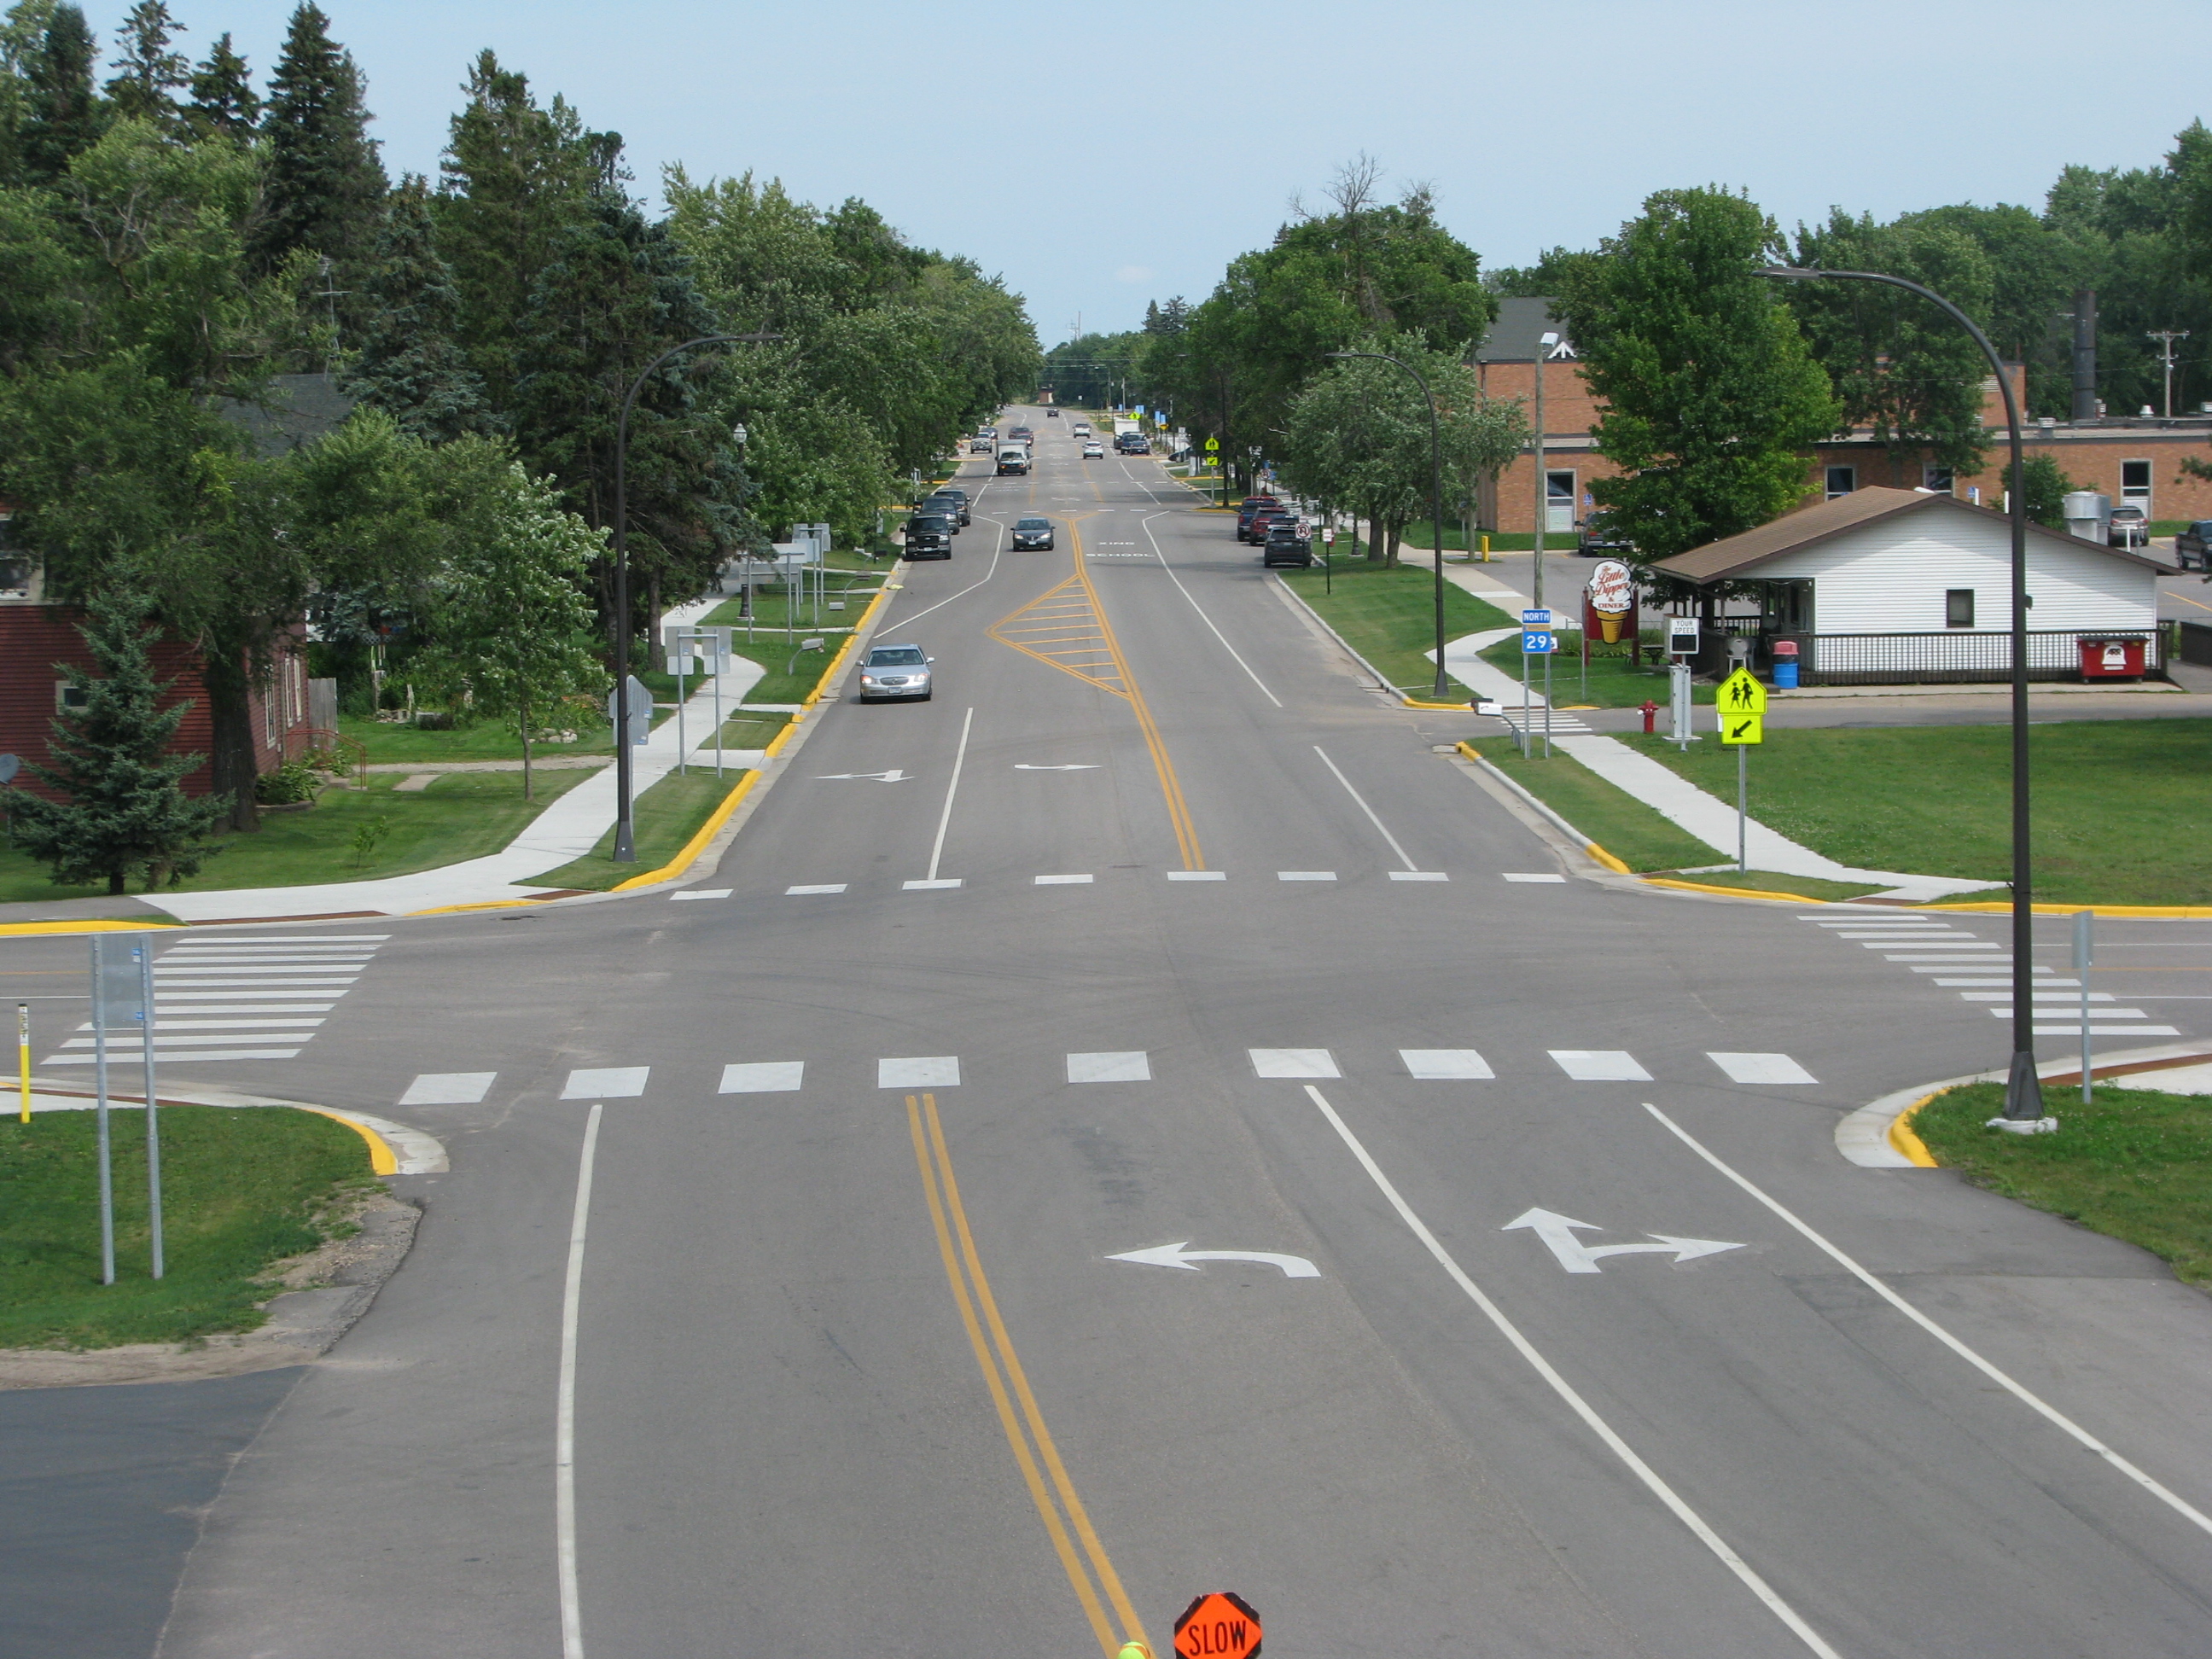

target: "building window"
[2122,458,2151,515]
[1544,469,1575,534]
[55,681,88,713]
[1946,589,1976,629]
[1922,466,1955,495]
[1825,465,1855,499]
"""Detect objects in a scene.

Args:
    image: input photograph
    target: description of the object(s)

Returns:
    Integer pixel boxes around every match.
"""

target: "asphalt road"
[8,414,2212,1658]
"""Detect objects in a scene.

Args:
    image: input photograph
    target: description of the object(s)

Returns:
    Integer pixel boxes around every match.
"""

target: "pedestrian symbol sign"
[1174,1592,1261,1659]
[1204,438,1220,452]
[1720,713,1763,746]
[1717,667,1767,715]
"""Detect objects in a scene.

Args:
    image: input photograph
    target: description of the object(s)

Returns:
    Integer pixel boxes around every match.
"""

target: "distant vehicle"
[980,428,998,440]
[1012,515,1055,550]
[1575,513,1633,557]
[2174,520,2212,570]
[928,487,970,526]
[1007,425,1035,450]
[1246,501,1290,543]
[1260,520,1312,568]
[903,512,954,559]
[2107,504,2151,549]
[1071,422,1091,437]
[995,445,1031,475]
[1045,407,1060,417]
[1116,432,1150,455]
[1081,440,1103,459]
[1235,494,1279,541]
[970,437,992,453]
[857,643,933,702]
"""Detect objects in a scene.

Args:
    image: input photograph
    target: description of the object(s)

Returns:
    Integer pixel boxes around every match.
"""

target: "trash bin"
[1773,637,1800,690]
[2078,637,2146,680]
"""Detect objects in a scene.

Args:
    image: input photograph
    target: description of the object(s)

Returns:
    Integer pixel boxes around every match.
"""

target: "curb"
[1924,900,2212,920]
[0,918,183,937]
[1452,742,1631,876]
[21,1078,449,1174]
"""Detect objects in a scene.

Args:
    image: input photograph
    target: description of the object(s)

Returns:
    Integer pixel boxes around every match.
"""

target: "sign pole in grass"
[1717,668,1766,876]
[2074,910,2094,1106]
[89,937,116,1286]
[137,940,164,1282]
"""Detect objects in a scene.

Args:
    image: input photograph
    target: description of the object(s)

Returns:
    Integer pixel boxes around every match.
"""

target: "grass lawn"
[715,712,793,749]
[1914,1080,2212,1288]
[533,768,745,890]
[0,767,595,904]
[339,713,637,764]
[1278,560,1514,698]
[1477,634,1706,708]
[0,1106,375,1349]
[1621,719,2212,905]
[1470,742,1714,871]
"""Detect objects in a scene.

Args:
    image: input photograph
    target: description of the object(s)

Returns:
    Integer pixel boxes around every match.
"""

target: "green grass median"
[0,1106,375,1350]
[533,767,745,890]
[1278,559,1513,699]
[1913,1080,2212,1288]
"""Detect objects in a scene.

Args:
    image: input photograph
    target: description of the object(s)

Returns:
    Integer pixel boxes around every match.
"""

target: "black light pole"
[1757,266,2042,1121]
[612,331,780,861]
[1329,350,1451,699]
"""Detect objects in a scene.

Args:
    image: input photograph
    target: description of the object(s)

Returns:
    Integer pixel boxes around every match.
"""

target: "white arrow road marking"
[1109,1242,1321,1278]
[1503,1208,1745,1274]
[1013,763,1101,770]
[815,769,908,781]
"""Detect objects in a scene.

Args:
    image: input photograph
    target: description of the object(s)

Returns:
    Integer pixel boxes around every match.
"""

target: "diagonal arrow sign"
[1502,1208,1744,1274]
[1109,1242,1320,1278]
[815,769,907,782]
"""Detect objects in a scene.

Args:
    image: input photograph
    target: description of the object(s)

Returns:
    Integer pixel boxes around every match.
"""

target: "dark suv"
[903,512,954,559]
[927,489,969,527]
[1235,495,1279,541]
[1260,520,1312,568]
[1115,432,1149,455]
[1575,513,1633,557]
[2175,521,2212,571]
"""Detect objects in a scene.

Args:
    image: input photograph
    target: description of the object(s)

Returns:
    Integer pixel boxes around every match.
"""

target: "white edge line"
[1645,1101,2212,1539]
[1312,744,1418,871]
[1303,1084,1843,1659]
[924,707,975,884]
[1137,511,1284,707]
[556,1100,603,1659]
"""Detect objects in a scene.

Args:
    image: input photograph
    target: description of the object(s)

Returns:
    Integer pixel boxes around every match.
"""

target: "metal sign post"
[15,1001,27,1124]
[1668,616,1703,750]
[137,940,163,1279]
[2074,911,2095,1105]
[1716,669,1767,873]
[89,935,153,1285]
[1521,610,1556,759]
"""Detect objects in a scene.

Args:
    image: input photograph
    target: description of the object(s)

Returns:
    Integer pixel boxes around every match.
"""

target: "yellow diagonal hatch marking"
[988,577,1129,699]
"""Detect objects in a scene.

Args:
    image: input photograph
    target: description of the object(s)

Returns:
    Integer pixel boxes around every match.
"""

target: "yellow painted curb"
[1586,843,1633,875]
[1887,1095,1939,1167]
[804,582,894,708]
[610,771,760,891]
[1401,696,1473,711]
[1642,876,1823,903]
[0,919,183,935]
[1924,900,2212,919]
[410,897,545,916]
[299,1106,399,1175]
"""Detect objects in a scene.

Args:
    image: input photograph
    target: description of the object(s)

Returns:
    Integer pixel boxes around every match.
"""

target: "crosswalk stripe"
[400,1072,498,1105]
[719,1062,805,1093]
[1388,871,1449,882]
[1249,1048,1338,1079]
[1035,874,1094,885]
[1400,1049,1493,1080]
[1067,1051,1150,1082]
[61,1032,318,1048]
[1277,870,1336,882]
[1501,873,1566,883]
[786,884,847,895]
[1708,1051,1818,1085]
[43,1048,303,1064]
[2034,1025,2180,1036]
[1549,1050,1652,1081]
[562,1067,649,1099]
[671,889,732,900]
[878,1056,959,1088]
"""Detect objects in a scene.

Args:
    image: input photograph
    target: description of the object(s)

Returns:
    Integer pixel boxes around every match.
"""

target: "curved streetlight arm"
[1327,350,1452,699]
[1759,266,2040,1120]
[612,331,781,861]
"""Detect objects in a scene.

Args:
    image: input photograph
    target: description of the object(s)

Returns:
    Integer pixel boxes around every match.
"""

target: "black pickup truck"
[903,512,954,560]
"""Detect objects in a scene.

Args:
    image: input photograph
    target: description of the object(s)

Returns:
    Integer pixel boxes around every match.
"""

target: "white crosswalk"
[1498,712,1598,736]
[733,867,1580,898]
[44,934,388,1065]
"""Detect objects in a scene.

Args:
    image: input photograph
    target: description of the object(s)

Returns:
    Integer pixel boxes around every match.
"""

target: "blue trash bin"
[1774,661,1799,689]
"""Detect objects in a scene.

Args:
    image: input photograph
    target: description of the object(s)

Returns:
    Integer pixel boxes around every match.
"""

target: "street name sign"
[1716,667,1767,715]
[1720,713,1763,746]
[1174,1592,1262,1659]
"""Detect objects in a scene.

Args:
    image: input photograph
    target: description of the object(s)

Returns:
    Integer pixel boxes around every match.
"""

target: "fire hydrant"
[1640,700,1659,734]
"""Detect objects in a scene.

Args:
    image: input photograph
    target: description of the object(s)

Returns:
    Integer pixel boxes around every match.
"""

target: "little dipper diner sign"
[1583,557,1639,669]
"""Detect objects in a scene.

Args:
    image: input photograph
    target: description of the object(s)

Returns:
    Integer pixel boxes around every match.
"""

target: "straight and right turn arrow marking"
[1503,1208,1746,1274]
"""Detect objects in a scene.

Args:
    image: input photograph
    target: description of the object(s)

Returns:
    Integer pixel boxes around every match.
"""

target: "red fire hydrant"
[1639,700,1659,734]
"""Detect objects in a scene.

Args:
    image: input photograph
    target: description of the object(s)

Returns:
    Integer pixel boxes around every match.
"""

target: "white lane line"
[886,517,1008,630]
[1708,1052,1818,1085]
[1389,870,1450,882]
[1135,512,1283,706]
[924,706,974,885]
[1167,870,1225,882]
[785,884,847,895]
[1067,1051,1150,1083]
[719,1062,805,1093]
[1307,1086,1844,1658]
[1401,1049,1494,1080]
[401,1072,497,1106]
[1250,1048,1339,1079]
[44,1048,302,1064]
[556,1100,602,1659]
[145,1004,336,1016]
[1502,873,1567,883]
[562,1067,647,1100]
[1277,870,1337,882]
[1035,873,1094,885]
[1644,1102,2212,1542]
[879,1056,959,1088]
[1550,1050,1652,1081]
[1312,745,1419,872]
[61,1032,318,1048]
[902,878,962,891]
[670,889,732,901]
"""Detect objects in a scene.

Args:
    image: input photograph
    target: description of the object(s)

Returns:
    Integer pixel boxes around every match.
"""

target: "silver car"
[857,643,933,701]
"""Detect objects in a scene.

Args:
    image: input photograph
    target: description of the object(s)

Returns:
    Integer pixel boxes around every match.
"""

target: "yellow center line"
[2168,588,2212,614]
[907,1094,1147,1658]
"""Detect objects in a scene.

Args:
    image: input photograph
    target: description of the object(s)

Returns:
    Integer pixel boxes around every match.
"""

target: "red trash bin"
[2078,637,2146,679]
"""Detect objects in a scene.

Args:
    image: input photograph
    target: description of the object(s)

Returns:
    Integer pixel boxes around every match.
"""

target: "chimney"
[2070,288,2098,422]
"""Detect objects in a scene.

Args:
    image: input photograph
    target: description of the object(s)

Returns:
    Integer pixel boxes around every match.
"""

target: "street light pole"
[612,331,779,861]
[1758,266,2042,1121]
[1330,349,1450,698]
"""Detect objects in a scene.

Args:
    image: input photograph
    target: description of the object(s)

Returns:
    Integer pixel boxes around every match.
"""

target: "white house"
[1651,487,2166,684]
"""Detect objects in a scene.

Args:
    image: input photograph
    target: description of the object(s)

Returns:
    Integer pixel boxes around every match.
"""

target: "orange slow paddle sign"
[1173,1592,1261,1659]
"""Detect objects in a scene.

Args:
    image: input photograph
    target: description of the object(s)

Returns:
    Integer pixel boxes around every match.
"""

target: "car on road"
[1260,520,1313,568]
[1246,501,1290,543]
[1007,425,1034,450]
[1575,512,1633,557]
[2108,504,2151,549]
[1235,494,1279,540]
[1071,422,1091,437]
[928,487,970,526]
[1081,440,1103,459]
[903,512,954,558]
[1116,432,1150,455]
[1012,515,1055,550]
[969,436,992,453]
[1045,408,1059,417]
[2174,520,2212,570]
[995,445,1031,475]
[857,643,933,701]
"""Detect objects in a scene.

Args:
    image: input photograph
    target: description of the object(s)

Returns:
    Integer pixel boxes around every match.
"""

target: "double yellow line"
[905,1093,1148,1658]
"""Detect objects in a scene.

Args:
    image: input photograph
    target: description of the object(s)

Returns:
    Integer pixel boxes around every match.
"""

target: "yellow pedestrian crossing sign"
[1204,437,1220,452]
[1720,713,1763,745]
[1717,667,1767,716]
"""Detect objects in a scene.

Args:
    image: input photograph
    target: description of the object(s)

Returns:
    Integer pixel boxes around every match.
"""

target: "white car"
[1071,422,1091,437]
[1081,440,1103,459]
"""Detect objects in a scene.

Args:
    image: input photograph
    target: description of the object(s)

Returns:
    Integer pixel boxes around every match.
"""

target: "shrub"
[253,759,323,805]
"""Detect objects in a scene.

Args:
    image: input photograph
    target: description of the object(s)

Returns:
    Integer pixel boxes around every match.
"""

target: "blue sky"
[102,1,2212,348]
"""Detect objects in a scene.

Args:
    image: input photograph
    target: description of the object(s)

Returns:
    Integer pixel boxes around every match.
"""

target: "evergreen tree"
[18,3,102,185]
[342,173,493,440]
[1,590,229,894]
[184,30,258,140]
[253,3,385,275]
[102,0,185,131]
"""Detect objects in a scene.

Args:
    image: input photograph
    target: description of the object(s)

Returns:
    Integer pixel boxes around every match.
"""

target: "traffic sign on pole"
[1719,713,1762,745]
[1174,1592,1261,1659]
[1522,630,1557,655]
[1716,667,1767,716]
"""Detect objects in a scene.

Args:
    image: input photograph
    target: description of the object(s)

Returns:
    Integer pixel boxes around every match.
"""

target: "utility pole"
[2147,329,2189,418]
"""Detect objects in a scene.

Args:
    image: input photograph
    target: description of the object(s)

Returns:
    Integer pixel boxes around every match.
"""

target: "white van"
[995,444,1031,475]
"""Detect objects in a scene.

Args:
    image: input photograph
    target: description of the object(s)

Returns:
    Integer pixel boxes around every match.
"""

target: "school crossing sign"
[1717,668,1765,744]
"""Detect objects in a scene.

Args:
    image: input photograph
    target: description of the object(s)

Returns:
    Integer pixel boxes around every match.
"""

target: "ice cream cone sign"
[1586,559,1636,645]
